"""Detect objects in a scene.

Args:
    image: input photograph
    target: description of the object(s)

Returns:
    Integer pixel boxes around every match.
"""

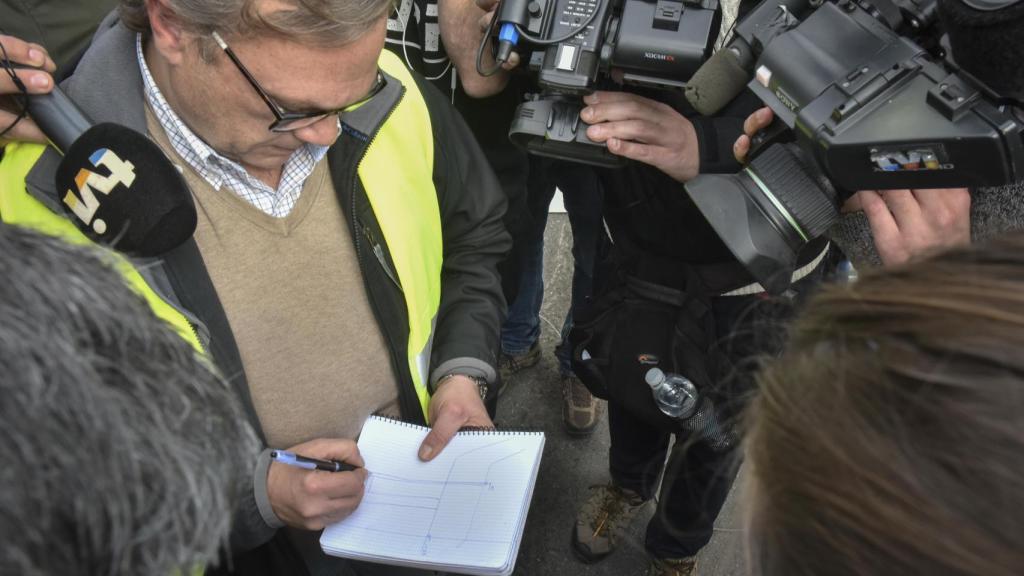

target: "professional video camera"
[680,0,1024,294]
[477,0,722,165]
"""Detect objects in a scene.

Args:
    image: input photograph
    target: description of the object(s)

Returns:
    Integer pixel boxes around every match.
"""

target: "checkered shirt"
[136,34,328,218]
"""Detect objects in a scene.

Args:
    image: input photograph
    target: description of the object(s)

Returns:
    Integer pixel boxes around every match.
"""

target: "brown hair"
[119,0,393,46]
[744,233,1024,576]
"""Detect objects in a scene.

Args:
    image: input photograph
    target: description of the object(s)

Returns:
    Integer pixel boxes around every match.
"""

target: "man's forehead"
[228,26,386,110]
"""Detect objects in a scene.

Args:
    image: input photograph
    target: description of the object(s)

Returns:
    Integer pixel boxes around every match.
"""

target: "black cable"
[715,15,740,51]
[476,0,507,77]
[476,0,603,74]
[0,30,30,140]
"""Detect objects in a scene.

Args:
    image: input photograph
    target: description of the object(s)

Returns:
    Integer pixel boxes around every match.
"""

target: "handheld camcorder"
[477,0,721,165]
[681,0,1024,294]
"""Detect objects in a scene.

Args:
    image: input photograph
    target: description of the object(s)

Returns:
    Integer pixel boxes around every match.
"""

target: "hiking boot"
[561,374,601,437]
[498,342,541,383]
[647,556,698,576]
[571,483,647,563]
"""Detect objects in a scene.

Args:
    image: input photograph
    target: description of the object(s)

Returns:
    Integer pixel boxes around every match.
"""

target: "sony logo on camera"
[773,87,798,113]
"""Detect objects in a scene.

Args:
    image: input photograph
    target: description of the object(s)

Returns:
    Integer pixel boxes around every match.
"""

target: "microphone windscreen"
[55,123,197,257]
[684,49,752,116]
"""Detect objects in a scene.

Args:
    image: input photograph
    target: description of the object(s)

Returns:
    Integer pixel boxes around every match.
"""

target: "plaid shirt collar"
[136,34,329,218]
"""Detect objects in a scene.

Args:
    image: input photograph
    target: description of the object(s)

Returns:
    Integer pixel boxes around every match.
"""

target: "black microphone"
[27,88,197,257]
[24,84,92,154]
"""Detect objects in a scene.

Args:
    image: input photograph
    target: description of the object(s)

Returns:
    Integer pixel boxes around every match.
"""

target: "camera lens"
[685,144,839,294]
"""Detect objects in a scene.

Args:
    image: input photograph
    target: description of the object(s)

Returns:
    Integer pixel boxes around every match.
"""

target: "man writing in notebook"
[0,1,508,574]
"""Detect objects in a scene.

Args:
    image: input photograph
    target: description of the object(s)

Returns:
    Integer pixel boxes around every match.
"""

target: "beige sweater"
[147,110,399,448]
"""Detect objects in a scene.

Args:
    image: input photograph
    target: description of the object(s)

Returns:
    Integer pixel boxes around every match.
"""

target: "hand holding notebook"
[320,415,546,576]
[418,373,495,461]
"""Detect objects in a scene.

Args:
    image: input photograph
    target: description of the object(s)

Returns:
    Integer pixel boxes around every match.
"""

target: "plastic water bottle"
[645,367,699,419]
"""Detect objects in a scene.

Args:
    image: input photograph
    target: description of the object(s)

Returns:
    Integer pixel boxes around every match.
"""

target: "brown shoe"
[572,483,647,563]
[561,374,601,437]
[646,556,697,576]
[498,342,541,382]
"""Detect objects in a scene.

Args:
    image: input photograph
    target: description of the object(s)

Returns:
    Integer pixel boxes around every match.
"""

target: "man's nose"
[293,114,342,147]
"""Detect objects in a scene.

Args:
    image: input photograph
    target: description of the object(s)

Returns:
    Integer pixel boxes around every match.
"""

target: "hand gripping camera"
[680,0,1024,294]
[478,0,722,165]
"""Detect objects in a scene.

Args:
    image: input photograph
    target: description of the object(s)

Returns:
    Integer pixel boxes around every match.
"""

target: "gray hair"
[120,0,394,46]
[0,224,260,576]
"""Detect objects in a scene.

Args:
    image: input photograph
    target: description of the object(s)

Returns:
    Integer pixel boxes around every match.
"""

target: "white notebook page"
[321,416,545,575]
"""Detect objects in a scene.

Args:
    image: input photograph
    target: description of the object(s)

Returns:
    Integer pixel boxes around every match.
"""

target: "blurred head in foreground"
[745,233,1024,576]
[0,224,258,575]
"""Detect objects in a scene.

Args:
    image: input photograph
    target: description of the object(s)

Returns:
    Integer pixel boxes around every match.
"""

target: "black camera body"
[499,0,721,165]
[746,0,1024,192]
[684,0,1024,294]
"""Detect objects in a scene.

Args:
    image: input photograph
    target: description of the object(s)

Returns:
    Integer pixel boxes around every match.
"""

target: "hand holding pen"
[270,449,362,473]
[265,438,368,530]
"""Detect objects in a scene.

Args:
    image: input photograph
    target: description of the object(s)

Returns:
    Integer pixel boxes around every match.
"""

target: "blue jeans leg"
[500,159,557,356]
[500,217,546,355]
[503,158,606,361]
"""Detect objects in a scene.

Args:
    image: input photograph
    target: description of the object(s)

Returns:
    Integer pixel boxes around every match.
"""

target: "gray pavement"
[499,214,746,576]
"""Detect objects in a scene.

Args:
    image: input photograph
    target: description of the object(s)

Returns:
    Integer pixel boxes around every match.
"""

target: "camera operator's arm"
[581,91,701,183]
[736,107,972,266]
[438,0,513,98]
[0,34,57,147]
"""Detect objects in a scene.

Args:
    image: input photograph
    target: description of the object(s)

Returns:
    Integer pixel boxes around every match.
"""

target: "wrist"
[675,117,701,183]
[434,373,489,401]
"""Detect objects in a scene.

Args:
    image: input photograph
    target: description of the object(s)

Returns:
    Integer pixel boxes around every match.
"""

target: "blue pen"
[270,450,359,472]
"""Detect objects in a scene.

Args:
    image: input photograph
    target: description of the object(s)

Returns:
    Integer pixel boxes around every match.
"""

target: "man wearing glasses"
[0,0,509,574]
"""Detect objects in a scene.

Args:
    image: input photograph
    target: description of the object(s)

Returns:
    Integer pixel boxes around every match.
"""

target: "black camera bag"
[569,250,728,435]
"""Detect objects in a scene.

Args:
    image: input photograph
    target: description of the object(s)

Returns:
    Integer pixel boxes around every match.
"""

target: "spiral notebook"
[320,415,545,576]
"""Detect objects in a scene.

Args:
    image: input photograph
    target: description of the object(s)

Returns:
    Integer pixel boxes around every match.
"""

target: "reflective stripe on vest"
[0,142,203,353]
[365,51,443,422]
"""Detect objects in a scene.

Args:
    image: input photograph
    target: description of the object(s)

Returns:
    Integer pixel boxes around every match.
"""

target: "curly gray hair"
[0,224,260,576]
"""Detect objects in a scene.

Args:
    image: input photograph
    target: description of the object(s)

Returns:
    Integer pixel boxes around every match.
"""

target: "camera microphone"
[683,47,752,116]
[685,0,809,115]
[26,88,198,257]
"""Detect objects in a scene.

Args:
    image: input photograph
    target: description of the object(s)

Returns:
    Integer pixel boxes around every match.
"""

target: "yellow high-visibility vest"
[0,50,442,420]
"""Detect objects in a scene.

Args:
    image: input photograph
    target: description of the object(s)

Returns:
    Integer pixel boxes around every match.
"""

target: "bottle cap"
[645,367,665,388]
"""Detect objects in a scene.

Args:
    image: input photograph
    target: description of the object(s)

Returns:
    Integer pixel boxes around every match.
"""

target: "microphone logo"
[62,148,137,235]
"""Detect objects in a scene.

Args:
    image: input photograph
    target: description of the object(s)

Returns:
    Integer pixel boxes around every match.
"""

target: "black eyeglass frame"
[211,31,387,133]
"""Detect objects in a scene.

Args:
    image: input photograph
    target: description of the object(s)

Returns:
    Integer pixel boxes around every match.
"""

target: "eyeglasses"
[212,31,387,133]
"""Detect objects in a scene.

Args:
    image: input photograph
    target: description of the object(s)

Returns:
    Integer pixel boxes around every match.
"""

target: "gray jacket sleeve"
[414,77,512,389]
[229,449,281,552]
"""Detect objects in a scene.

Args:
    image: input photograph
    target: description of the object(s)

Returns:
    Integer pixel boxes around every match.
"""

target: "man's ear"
[146,0,190,65]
